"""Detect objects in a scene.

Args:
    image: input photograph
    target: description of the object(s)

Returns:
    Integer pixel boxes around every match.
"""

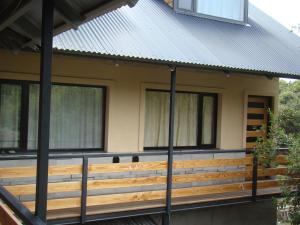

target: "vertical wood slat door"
[246,96,271,149]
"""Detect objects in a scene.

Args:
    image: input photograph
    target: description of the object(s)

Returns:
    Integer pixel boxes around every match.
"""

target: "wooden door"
[246,96,272,149]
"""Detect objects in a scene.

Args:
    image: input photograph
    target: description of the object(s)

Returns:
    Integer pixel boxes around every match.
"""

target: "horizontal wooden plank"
[6,170,250,196]
[88,158,252,174]
[173,157,253,169]
[246,143,256,149]
[24,182,249,211]
[276,155,288,165]
[247,108,266,114]
[258,167,288,177]
[0,165,82,179]
[247,131,265,138]
[0,203,22,225]
[23,178,287,212]
[88,161,167,173]
[247,119,265,126]
[0,157,253,179]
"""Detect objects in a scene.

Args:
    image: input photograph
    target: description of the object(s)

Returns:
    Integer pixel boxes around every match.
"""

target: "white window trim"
[174,0,249,25]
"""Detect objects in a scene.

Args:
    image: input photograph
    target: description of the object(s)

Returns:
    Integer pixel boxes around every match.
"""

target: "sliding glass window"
[0,80,105,152]
[144,90,218,150]
[0,84,22,148]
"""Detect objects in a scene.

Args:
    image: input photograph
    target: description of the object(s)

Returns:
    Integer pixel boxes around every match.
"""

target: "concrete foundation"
[153,200,277,225]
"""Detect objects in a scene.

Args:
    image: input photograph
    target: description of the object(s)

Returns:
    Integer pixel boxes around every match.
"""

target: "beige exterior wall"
[0,50,279,153]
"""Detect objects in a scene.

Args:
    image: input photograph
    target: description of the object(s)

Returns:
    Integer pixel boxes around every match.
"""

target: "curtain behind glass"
[196,0,244,21]
[202,96,215,144]
[0,84,21,148]
[175,93,198,146]
[28,85,104,149]
[144,91,169,147]
[144,91,198,147]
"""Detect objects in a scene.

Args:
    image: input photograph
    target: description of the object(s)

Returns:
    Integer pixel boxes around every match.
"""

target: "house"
[0,0,300,225]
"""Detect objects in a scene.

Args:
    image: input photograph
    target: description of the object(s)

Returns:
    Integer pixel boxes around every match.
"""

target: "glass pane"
[178,0,193,11]
[196,0,245,22]
[144,91,198,147]
[174,93,198,146]
[144,91,169,147]
[202,96,215,145]
[0,84,21,148]
[28,84,39,149]
[28,84,104,149]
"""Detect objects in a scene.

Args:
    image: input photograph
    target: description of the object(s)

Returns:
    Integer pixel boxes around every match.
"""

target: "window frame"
[0,79,106,153]
[144,89,218,151]
[174,0,249,25]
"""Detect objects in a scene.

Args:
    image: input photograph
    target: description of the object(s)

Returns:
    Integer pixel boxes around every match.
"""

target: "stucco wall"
[0,50,279,153]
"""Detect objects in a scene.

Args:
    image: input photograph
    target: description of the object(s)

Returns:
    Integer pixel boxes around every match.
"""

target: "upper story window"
[176,0,248,24]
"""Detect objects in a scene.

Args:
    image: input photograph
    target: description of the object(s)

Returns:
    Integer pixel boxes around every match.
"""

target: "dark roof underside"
[53,0,300,78]
[0,0,138,50]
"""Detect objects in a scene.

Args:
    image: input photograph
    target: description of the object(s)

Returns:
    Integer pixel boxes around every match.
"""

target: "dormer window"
[175,0,248,24]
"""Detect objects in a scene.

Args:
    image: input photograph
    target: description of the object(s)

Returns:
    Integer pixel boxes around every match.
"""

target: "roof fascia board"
[51,49,300,80]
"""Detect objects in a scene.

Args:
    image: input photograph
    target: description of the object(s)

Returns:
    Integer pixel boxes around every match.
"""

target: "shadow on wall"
[151,200,277,225]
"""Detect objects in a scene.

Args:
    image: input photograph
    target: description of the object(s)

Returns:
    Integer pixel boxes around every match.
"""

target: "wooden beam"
[0,0,34,32]
[10,18,41,45]
[0,164,81,179]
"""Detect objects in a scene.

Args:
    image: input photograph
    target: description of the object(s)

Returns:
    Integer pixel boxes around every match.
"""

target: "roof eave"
[52,49,300,80]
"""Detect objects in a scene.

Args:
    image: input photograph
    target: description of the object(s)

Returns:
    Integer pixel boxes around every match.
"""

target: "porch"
[0,150,288,224]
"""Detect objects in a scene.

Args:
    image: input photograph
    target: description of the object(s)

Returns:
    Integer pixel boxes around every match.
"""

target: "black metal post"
[35,0,54,221]
[252,154,258,201]
[163,66,176,225]
[81,157,89,224]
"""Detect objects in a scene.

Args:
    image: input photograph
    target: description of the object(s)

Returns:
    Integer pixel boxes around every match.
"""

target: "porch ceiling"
[0,0,139,51]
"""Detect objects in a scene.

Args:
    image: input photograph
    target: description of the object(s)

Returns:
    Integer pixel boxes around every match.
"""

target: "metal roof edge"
[52,49,300,80]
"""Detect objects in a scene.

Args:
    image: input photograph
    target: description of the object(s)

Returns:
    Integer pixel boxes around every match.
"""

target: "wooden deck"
[0,154,289,222]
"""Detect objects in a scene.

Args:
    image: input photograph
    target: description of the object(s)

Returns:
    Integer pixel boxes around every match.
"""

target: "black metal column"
[163,66,176,225]
[81,157,89,224]
[252,154,258,201]
[35,0,54,221]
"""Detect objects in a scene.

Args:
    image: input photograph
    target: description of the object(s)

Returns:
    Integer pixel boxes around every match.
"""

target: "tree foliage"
[262,79,300,225]
[279,80,300,137]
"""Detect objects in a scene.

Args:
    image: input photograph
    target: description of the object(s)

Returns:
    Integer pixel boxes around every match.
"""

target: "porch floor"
[47,188,280,221]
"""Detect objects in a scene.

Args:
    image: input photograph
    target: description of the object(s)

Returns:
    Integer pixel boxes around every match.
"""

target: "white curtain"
[28,84,104,149]
[144,91,198,147]
[202,96,214,145]
[196,0,245,21]
[0,85,21,148]
[178,0,193,10]
[174,93,198,146]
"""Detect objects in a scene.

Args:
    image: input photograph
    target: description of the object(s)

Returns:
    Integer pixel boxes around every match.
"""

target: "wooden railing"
[0,153,290,223]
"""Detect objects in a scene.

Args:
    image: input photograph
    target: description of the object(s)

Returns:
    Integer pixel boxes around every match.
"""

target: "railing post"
[35,0,54,221]
[163,66,176,225]
[252,154,258,201]
[81,157,89,224]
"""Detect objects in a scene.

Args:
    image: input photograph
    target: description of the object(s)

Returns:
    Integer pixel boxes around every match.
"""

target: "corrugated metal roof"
[87,216,157,225]
[53,0,300,78]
